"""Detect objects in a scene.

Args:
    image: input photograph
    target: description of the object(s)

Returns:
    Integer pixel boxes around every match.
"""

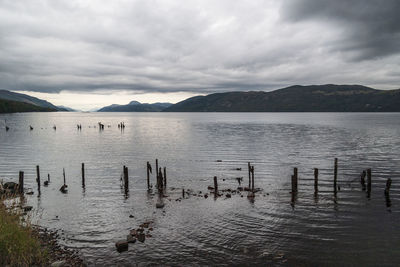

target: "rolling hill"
[98,101,172,112]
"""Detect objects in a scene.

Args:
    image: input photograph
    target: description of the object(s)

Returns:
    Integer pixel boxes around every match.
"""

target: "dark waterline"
[0,112,399,266]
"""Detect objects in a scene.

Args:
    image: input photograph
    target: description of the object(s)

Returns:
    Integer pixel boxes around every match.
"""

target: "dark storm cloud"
[0,0,399,95]
[281,0,400,60]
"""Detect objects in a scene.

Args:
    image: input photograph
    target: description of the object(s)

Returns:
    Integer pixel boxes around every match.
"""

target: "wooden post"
[385,178,392,196]
[48,173,50,183]
[124,166,129,192]
[18,171,24,194]
[182,188,185,198]
[63,168,66,186]
[163,167,167,187]
[36,165,41,195]
[293,167,298,192]
[251,166,255,192]
[248,162,251,188]
[334,158,338,193]
[314,168,318,192]
[367,168,372,193]
[214,176,218,196]
[146,162,151,190]
[158,167,163,190]
[82,163,85,187]
[360,170,366,189]
[156,159,159,183]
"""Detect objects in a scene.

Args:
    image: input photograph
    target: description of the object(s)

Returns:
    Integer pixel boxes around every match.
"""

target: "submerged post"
[334,158,338,193]
[82,163,85,187]
[18,171,24,194]
[385,178,392,196]
[248,162,251,188]
[214,176,218,196]
[163,167,167,187]
[314,168,319,192]
[36,165,41,195]
[251,166,255,192]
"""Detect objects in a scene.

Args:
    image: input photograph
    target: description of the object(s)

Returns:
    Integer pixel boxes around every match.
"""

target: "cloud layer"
[0,0,399,96]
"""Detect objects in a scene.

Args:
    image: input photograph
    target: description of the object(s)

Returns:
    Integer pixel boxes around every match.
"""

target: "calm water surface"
[0,112,399,266]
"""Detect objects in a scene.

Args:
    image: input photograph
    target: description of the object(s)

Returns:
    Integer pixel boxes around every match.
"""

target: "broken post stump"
[314,168,318,192]
[82,163,85,187]
[214,176,218,196]
[18,171,24,194]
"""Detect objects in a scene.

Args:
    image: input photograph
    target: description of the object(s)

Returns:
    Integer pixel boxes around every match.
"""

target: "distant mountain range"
[98,101,172,112]
[1,85,400,113]
[0,90,71,113]
[164,85,400,112]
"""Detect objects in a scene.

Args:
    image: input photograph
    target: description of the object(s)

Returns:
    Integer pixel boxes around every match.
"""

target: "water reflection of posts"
[360,170,366,191]
[36,165,41,196]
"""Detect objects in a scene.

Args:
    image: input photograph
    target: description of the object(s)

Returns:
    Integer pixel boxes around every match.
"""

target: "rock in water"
[127,235,136,243]
[156,203,165,208]
[137,233,145,243]
[115,240,128,252]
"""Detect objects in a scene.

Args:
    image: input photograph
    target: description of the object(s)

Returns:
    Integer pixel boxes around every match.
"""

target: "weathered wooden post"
[81,163,85,187]
[214,176,218,196]
[385,178,392,196]
[334,158,338,193]
[124,166,129,192]
[156,159,159,183]
[146,162,151,190]
[367,168,372,193]
[36,165,41,195]
[182,188,185,198]
[63,168,66,186]
[314,168,319,192]
[293,167,298,192]
[18,171,24,194]
[248,162,251,188]
[251,166,255,192]
[48,173,50,183]
[163,167,167,187]
[158,167,163,190]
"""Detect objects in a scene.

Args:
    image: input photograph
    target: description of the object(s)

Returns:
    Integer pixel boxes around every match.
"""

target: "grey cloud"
[0,0,399,97]
[281,0,400,60]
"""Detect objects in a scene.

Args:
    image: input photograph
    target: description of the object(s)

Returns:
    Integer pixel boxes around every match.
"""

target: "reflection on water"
[0,112,400,266]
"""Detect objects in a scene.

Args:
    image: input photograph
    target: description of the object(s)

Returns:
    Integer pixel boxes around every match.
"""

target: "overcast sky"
[1,0,399,110]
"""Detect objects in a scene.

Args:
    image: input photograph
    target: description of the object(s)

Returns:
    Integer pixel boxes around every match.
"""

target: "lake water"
[0,112,399,266]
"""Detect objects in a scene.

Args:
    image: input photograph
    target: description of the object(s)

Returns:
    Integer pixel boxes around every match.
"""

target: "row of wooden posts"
[16,158,393,198]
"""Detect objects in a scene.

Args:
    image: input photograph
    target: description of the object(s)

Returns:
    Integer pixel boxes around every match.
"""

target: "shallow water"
[0,112,399,266]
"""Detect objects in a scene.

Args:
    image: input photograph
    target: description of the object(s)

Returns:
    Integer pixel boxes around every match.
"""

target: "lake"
[0,112,399,266]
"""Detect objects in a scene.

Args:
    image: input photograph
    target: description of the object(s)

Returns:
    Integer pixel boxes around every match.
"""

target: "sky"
[1,0,399,110]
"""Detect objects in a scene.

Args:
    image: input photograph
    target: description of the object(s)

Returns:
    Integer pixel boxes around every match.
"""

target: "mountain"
[57,105,76,112]
[164,85,400,112]
[0,90,65,111]
[0,98,57,113]
[98,101,172,112]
